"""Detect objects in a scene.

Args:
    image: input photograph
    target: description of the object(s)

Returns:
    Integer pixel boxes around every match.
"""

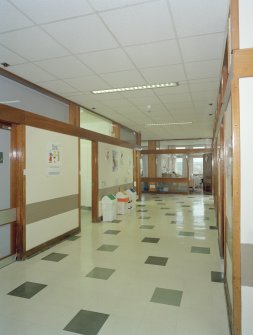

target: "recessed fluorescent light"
[0,100,20,104]
[146,122,192,126]
[91,82,179,94]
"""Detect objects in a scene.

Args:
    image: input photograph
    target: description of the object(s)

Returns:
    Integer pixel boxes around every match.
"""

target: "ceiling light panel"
[92,82,178,94]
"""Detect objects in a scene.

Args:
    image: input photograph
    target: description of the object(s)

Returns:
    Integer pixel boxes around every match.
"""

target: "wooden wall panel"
[69,103,80,127]
[12,124,26,260]
[91,141,99,222]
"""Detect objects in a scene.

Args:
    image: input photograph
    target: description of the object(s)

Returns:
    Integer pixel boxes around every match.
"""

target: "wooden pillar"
[91,141,99,222]
[134,132,141,198]
[148,140,157,192]
[112,123,120,138]
[12,124,26,260]
[69,103,80,127]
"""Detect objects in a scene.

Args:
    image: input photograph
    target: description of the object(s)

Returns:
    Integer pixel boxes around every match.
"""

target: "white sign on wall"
[47,143,62,176]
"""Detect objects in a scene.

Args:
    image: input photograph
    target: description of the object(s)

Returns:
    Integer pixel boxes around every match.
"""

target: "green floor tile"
[140,225,154,229]
[104,230,120,235]
[191,246,210,254]
[145,256,168,266]
[42,252,68,262]
[97,244,118,252]
[150,287,183,306]
[8,281,47,299]
[64,309,109,335]
[211,271,224,283]
[142,237,160,243]
[178,231,194,237]
[67,235,80,241]
[86,267,115,280]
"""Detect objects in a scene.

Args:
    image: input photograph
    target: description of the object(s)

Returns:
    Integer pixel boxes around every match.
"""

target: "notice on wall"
[112,150,118,172]
[0,152,3,164]
[47,143,62,176]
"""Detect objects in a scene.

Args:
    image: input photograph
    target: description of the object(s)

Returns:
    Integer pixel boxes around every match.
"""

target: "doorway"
[80,139,92,223]
[0,125,16,268]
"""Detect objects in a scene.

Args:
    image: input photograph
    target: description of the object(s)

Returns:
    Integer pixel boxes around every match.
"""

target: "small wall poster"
[0,152,3,164]
[47,143,62,176]
[112,150,118,172]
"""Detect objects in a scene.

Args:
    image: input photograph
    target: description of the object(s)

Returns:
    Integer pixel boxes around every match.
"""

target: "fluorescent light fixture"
[146,122,192,126]
[91,82,179,94]
[0,100,20,104]
[193,146,205,149]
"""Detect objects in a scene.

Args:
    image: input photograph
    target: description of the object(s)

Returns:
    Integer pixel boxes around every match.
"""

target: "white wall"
[239,78,253,244]
[239,77,253,335]
[239,0,253,49]
[80,139,92,207]
[98,142,133,189]
[26,126,79,250]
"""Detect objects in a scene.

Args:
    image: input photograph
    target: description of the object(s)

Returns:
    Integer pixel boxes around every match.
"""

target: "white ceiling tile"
[94,92,123,102]
[100,0,175,46]
[127,95,162,107]
[77,48,134,74]
[191,90,218,103]
[0,44,27,65]
[43,15,118,54]
[180,33,225,63]
[8,63,56,82]
[189,78,220,92]
[101,70,146,87]
[0,27,69,61]
[102,98,135,109]
[153,83,190,96]
[39,80,78,94]
[159,92,192,104]
[35,56,93,79]
[169,0,229,37]
[141,64,186,83]
[90,0,154,11]
[11,0,93,24]
[125,40,181,68]
[184,59,222,80]
[65,75,110,92]
[0,1,33,33]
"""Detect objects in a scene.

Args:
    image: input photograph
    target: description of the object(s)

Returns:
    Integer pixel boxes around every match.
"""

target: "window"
[193,157,203,174]
[175,157,183,175]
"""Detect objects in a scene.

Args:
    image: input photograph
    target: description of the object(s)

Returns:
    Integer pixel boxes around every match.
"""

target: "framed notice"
[47,143,62,176]
[0,152,3,164]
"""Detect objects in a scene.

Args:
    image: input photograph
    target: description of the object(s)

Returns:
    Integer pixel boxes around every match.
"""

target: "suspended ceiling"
[0,0,229,140]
